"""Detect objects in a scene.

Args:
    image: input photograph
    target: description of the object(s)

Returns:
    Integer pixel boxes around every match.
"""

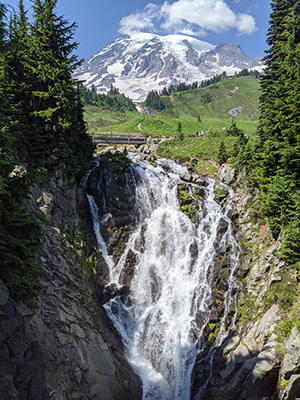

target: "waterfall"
[87,155,240,400]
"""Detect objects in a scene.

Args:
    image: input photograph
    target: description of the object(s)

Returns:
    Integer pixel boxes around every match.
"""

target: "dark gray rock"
[0,280,49,400]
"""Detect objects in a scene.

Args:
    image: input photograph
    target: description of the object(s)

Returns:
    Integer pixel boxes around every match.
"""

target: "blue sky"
[6,0,271,61]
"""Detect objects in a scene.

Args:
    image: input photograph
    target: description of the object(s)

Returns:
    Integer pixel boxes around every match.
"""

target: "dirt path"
[137,122,142,131]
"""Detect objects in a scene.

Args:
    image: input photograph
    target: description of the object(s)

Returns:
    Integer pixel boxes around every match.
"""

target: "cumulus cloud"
[119,0,256,37]
[237,13,256,35]
[119,3,160,34]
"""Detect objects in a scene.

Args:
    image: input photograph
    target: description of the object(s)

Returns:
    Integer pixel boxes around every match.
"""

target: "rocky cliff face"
[0,166,142,400]
[2,152,299,400]
[195,163,300,400]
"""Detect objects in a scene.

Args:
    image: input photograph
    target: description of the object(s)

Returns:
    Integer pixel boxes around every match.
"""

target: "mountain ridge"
[74,32,263,102]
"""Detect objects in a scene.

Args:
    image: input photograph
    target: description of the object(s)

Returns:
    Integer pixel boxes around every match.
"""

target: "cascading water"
[87,155,240,400]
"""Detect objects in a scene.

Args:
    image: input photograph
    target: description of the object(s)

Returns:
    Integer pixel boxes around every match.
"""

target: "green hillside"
[102,114,257,138]
[165,76,260,121]
[85,75,260,135]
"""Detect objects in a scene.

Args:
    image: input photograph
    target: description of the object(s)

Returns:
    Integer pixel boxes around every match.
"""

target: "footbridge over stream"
[88,131,147,146]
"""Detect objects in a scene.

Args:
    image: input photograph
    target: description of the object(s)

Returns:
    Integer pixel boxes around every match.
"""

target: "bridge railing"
[87,131,147,145]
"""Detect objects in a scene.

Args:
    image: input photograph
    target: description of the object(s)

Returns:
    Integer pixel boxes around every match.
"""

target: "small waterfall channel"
[86,155,240,400]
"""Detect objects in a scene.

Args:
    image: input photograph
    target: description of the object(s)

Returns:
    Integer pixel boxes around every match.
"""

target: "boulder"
[180,172,192,182]
[217,164,235,185]
[281,327,300,380]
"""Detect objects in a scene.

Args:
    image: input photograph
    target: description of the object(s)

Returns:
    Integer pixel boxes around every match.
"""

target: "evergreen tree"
[256,0,300,257]
[145,90,165,111]
[258,0,300,182]
[218,140,228,165]
[0,2,5,45]
[27,0,94,175]
[177,121,184,141]
[3,1,32,143]
[0,3,42,304]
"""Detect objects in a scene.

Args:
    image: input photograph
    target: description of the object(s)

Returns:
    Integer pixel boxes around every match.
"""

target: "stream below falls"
[86,155,240,400]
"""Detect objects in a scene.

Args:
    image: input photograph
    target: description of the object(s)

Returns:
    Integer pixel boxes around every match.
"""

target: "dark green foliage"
[0,3,6,46]
[177,121,184,141]
[145,90,166,112]
[0,0,94,304]
[253,0,300,259]
[217,140,228,165]
[200,73,224,88]
[100,149,132,172]
[262,176,295,238]
[280,192,300,265]
[201,93,212,105]
[234,1,299,263]
[0,145,42,306]
[0,177,42,305]
[25,0,94,175]
[161,80,198,95]
[81,84,137,112]
[227,119,246,143]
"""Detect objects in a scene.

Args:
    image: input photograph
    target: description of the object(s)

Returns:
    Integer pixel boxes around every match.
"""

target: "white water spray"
[88,156,240,400]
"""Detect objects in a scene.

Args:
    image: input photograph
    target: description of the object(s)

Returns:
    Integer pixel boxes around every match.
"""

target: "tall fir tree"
[0,2,43,304]
[3,0,32,145]
[259,0,300,183]
[28,0,94,174]
[257,0,300,259]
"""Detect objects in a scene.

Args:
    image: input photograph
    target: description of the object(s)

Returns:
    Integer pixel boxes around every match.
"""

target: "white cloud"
[119,0,256,37]
[237,14,256,34]
[119,3,160,34]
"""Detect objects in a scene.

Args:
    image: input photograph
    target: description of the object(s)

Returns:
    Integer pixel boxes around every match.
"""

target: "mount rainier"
[74,32,263,102]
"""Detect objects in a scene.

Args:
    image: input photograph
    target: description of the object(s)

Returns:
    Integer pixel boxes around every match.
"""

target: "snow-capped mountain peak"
[74,33,262,102]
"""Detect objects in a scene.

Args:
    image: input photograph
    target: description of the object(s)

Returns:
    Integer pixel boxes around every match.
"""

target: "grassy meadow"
[84,75,260,175]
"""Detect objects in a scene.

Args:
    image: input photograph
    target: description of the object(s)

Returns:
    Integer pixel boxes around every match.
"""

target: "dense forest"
[81,84,137,112]
[0,0,94,302]
[239,0,300,267]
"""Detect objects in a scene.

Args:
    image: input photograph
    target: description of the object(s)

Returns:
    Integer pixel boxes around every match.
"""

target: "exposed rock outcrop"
[0,167,142,400]
[0,280,49,400]
[191,166,300,400]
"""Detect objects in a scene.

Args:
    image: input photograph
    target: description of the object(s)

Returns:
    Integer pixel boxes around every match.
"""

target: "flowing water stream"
[87,155,240,400]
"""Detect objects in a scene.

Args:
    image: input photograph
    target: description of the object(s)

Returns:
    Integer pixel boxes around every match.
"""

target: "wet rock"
[191,185,205,199]
[120,248,138,287]
[193,176,208,186]
[217,218,229,235]
[103,284,130,303]
[180,172,192,182]
[226,208,238,222]
[189,240,199,259]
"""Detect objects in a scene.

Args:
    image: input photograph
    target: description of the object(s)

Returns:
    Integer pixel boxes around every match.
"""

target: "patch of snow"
[107,62,124,75]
